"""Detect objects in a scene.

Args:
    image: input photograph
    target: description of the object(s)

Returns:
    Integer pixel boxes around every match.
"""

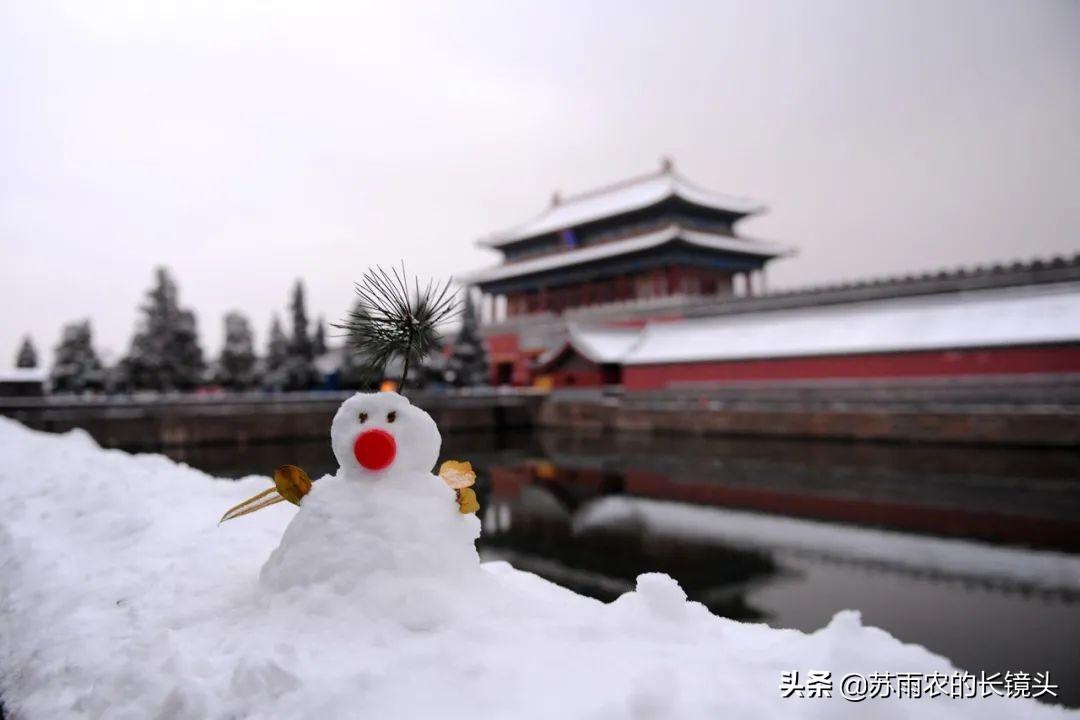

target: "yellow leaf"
[274,464,313,506]
[439,460,476,489]
[218,464,313,524]
[456,487,480,514]
[219,486,287,524]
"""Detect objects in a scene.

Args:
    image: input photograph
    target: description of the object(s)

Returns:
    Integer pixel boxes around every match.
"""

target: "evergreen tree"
[281,280,320,391]
[446,289,490,387]
[217,311,260,391]
[335,266,457,390]
[336,301,368,390]
[124,267,206,392]
[50,321,105,394]
[15,335,38,368]
[312,315,327,356]
[106,358,134,395]
[418,346,448,389]
[263,314,289,391]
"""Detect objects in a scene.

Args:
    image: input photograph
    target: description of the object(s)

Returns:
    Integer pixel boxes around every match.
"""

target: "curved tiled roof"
[464,224,793,286]
[479,166,765,248]
[535,324,641,368]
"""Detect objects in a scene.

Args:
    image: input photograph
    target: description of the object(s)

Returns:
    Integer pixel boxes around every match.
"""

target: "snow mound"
[0,411,1074,719]
[259,474,484,631]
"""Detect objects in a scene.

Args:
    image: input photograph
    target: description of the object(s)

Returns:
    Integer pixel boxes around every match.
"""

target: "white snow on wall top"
[480,168,766,248]
[567,323,642,363]
[620,282,1080,365]
[464,224,792,285]
[536,323,642,366]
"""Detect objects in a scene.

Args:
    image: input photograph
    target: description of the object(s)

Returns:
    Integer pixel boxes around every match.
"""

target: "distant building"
[466,160,792,384]
[0,368,47,397]
[466,161,1080,389]
[536,282,1080,390]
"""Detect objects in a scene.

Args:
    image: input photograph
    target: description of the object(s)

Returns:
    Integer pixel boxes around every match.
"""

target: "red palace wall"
[484,332,533,386]
[623,344,1080,390]
[503,266,735,318]
[547,368,605,388]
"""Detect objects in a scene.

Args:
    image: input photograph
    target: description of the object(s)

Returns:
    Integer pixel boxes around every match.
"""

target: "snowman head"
[330,392,441,478]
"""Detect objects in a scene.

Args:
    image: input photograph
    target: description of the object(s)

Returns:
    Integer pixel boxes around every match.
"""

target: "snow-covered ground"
[0,415,1075,719]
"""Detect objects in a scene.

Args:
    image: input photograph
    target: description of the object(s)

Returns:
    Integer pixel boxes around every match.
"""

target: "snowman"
[222,392,484,627]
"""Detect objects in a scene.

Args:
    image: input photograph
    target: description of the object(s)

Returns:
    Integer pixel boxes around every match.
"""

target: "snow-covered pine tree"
[173,308,205,388]
[446,289,490,387]
[417,347,448,389]
[124,267,206,392]
[263,314,290,391]
[217,311,260,391]
[336,301,367,390]
[50,321,106,394]
[282,280,320,391]
[106,358,133,395]
[15,335,38,368]
[312,315,327,356]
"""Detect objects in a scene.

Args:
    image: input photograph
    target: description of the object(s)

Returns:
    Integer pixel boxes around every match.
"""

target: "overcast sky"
[2,0,1078,366]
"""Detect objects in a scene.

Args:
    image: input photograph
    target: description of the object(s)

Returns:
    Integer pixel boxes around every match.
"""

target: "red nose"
[353,429,397,471]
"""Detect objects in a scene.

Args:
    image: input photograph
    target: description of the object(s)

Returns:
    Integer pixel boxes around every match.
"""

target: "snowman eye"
[387,411,397,423]
[359,412,368,423]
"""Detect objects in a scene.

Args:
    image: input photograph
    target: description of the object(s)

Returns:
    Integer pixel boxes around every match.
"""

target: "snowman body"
[260,392,483,625]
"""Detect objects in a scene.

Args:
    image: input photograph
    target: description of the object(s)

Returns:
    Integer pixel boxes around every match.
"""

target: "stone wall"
[0,392,541,451]
[3,386,1077,449]
[537,399,1080,447]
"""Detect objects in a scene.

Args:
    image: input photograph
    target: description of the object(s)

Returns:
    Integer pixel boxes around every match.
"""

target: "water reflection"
[166,430,1080,707]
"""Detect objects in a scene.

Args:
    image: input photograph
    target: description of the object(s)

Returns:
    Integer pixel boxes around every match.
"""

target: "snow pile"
[0,394,1074,719]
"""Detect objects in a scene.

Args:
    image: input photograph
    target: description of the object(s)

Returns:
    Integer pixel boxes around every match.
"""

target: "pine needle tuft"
[333,265,458,390]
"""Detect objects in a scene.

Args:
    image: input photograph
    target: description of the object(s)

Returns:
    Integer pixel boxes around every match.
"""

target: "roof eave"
[464,226,792,286]
[478,191,767,250]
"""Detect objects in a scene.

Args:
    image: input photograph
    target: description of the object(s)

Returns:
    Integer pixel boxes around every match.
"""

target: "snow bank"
[0,418,1073,719]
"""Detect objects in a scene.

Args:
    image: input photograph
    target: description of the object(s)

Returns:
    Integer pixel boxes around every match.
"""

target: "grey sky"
[2,0,1078,366]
